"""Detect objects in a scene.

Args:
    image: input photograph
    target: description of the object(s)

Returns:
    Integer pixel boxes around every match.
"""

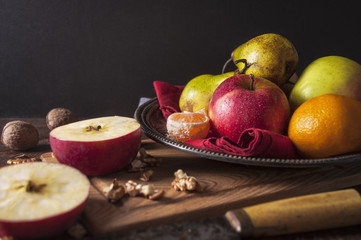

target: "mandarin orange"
[288,94,361,158]
[166,110,210,142]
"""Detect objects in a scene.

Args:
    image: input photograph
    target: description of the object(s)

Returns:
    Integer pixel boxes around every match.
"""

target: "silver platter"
[134,98,361,168]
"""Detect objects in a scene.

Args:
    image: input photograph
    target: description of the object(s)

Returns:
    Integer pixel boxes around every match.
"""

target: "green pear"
[289,56,361,111]
[179,72,234,113]
[229,33,298,87]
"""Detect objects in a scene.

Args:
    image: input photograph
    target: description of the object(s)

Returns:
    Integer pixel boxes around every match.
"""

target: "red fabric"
[153,81,184,119]
[153,81,299,159]
[185,128,299,159]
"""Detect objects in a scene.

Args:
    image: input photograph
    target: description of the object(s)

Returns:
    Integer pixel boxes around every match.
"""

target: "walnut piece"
[139,148,162,167]
[174,169,188,179]
[125,180,140,197]
[128,148,162,172]
[103,179,125,203]
[140,169,154,182]
[103,179,164,203]
[0,236,14,240]
[139,184,155,197]
[127,159,145,172]
[171,169,203,192]
[67,222,87,239]
[7,154,42,165]
[148,190,165,200]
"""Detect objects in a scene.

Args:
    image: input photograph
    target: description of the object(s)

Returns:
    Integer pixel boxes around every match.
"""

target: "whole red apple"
[209,74,290,143]
[50,116,141,176]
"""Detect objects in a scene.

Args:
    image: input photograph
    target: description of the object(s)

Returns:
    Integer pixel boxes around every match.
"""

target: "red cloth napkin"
[185,128,299,158]
[153,81,299,159]
[153,81,184,119]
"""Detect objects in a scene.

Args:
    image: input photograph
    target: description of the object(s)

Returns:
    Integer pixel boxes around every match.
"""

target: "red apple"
[0,162,90,239]
[209,74,290,143]
[50,116,141,176]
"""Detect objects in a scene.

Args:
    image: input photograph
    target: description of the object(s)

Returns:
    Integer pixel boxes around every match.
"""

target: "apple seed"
[85,125,102,132]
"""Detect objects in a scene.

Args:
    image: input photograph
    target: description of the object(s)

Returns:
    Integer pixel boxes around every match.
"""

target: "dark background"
[1,0,361,118]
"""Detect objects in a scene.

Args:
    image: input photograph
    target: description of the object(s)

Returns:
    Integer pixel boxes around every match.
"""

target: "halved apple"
[0,162,90,239]
[49,116,141,176]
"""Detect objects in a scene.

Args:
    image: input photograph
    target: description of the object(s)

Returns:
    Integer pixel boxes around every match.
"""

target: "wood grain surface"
[2,118,361,239]
[43,138,361,236]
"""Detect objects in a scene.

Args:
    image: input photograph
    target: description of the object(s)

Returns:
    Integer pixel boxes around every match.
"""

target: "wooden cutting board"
[42,138,361,237]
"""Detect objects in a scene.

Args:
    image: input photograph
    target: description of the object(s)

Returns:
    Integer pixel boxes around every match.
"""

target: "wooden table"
[1,117,361,240]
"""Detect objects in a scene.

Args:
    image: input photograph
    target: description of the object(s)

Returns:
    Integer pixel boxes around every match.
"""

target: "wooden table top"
[1,117,361,240]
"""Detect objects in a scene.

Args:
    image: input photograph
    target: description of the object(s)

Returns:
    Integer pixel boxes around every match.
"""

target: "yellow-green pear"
[230,33,298,87]
[289,56,361,111]
[179,72,234,113]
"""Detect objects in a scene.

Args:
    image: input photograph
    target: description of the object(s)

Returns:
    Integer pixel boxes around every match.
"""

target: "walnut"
[103,179,125,203]
[104,180,164,203]
[124,180,164,200]
[138,148,162,167]
[7,154,42,165]
[0,236,14,240]
[139,184,155,197]
[174,169,188,179]
[140,169,154,182]
[148,190,165,200]
[171,169,203,192]
[46,108,78,130]
[1,121,39,150]
[124,180,140,197]
[127,159,146,172]
[136,183,165,200]
[128,148,162,172]
[67,222,87,239]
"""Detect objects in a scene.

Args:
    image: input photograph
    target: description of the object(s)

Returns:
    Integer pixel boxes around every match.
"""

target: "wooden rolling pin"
[225,189,361,237]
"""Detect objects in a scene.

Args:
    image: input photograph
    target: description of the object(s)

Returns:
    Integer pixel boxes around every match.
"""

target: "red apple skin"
[209,74,290,143]
[50,128,141,176]
[0,199,86,239]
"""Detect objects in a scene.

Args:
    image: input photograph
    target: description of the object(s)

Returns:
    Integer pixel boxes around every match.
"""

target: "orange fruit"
[288,94,361,158]
[166,110,210,142]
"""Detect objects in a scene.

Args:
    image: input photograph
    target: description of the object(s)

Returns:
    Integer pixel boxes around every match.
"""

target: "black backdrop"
[1,0,361,118]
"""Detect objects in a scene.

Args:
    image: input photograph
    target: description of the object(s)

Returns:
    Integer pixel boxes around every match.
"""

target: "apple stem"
[250,74,255,90]
[25,180,46,193]
[234,59,249,74]
[222,57,233,74]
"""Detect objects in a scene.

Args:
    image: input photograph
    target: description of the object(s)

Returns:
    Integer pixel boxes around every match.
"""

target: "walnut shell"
[46,108,78,130]
[1,121,39,150]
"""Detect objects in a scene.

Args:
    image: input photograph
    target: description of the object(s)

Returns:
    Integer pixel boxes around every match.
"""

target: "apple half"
[49,116,141,176]
[0,162,90,239]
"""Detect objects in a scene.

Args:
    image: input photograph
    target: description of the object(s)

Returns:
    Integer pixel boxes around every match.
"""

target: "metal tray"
[134,98,361,168]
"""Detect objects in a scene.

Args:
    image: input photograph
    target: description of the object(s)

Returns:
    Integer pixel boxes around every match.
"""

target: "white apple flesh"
[50,116,141,176]
[0,162,90,239]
